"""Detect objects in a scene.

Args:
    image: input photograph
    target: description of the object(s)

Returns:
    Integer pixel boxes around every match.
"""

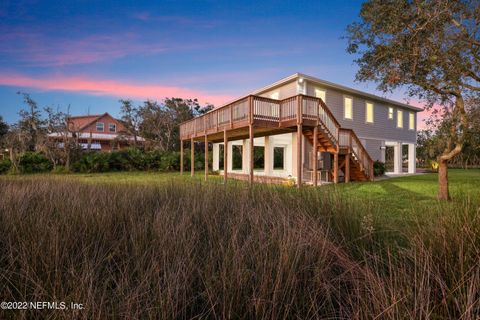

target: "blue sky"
[0,0,420,124]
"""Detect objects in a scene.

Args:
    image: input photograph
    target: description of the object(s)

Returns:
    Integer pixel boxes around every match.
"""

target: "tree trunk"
[437,158,450,201]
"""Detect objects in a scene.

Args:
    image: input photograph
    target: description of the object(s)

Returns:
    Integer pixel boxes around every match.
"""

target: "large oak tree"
[346,0,480,200]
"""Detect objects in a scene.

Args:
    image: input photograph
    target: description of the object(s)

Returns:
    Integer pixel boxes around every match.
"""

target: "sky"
[0,0,427,126]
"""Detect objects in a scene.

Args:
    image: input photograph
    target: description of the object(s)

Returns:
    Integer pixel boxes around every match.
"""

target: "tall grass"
[0,178,478,319]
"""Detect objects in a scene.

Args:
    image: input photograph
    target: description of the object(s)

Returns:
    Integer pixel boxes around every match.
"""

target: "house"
[48,112,145,152]
[179,73,422,186]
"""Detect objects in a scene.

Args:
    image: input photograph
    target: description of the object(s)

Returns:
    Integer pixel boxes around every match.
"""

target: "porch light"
[298,78,304,83]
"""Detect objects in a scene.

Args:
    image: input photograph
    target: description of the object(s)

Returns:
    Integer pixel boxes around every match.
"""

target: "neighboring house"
[179,73,422,185]
[48,112,145,152]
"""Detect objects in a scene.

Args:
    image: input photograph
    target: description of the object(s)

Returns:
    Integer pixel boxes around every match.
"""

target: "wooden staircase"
[302,98,374,182]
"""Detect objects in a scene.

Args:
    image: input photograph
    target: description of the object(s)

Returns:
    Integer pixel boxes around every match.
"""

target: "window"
[315,89,326,103]
[344,97,353,119]
[397,110,403,128]
[388,107,394,119]
[270,92,279,99]
[109,123,116,132]
[273,147,285,170]
[366,102,374,123]
[96,122,104,132]
[409,112,415,130]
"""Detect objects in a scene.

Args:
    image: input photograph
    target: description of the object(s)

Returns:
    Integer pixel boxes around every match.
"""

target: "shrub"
[0,159,11,174]
[18,152,52,173]
[373,160,386,176]
[72,152,110,173]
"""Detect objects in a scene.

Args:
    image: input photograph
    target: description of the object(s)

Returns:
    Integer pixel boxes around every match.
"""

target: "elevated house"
[179,73,422,186]
[48,112,144,152]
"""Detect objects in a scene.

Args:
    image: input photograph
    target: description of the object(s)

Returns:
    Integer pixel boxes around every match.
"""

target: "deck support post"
[248,95,254,185]
[223,130,228,184]
[296,124,302,187]
[204,135,208,181]
[333,152,339,184]
[180,139,184,175]
[296,95,303,188]
[345,151,350,183]
[190,137,194,177]
[249,125,254,184]
[313,126,318,186]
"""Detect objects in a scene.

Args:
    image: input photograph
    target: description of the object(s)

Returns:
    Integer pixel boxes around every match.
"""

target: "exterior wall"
[305,80,417,144]
[258,80,298,100]
[82,114,126,134]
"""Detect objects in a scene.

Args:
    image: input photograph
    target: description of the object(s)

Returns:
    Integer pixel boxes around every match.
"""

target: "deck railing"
[339,128,374,179]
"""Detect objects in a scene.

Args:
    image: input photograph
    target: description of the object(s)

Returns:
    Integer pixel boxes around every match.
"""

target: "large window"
[96,122,104,132]
[273,147,285,170]
[232,145,242,170]
[409,112,415,130]
[366,102,374,123]
[397,110,403,128]
[315,89,326,103]
[253,146,265,169]
[344,97,353,119]
[388,107,394,119]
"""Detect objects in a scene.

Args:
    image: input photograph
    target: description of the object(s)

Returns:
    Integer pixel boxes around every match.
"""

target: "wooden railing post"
[190,137,194,177]
[249,96,254,184]
[180,139,184,175]
[333,152,339,184]
[345,151,350,183]
[223,129,228,184]
[296,95,303,188]
[313,125,318,186]
[204,135,208,181]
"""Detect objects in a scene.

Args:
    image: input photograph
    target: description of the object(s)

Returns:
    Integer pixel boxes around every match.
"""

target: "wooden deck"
[179,94,374,186]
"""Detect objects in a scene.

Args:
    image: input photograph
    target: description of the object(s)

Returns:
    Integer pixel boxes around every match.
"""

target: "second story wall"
[305,81,417,143]
[82,114,126,134]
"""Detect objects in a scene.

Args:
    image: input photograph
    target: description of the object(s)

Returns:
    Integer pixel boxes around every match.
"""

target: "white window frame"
[396,110,403,128]
[343,96,353,120]
[409,112,415,130]
[388,107,394,120]
[109,123,117,133]
[315,88,326,103]
[365,101,374,124]
[96,122,104,132]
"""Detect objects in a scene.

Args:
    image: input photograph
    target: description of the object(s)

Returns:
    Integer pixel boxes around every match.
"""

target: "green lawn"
[1,169,478,216]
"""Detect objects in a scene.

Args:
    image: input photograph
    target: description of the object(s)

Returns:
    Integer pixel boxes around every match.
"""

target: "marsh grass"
[0,176,479,319]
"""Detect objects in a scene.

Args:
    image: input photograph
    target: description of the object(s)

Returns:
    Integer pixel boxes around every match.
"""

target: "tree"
[346,0,480,200]
[17,92,45,152]
[138,98,212,151]
[119,99,141,147]
[0,116,8,141]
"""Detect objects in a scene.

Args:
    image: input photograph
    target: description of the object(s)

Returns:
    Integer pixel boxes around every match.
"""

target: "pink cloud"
[0,73,234,106]
[0,31,166,67]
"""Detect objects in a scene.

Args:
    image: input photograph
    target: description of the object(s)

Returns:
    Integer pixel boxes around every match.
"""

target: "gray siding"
[306,81,417,143]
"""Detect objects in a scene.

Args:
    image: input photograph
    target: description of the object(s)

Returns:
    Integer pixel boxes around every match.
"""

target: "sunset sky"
[0,0,427,126]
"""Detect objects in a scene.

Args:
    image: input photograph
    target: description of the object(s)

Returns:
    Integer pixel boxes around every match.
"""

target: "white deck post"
[212,143,220,172]
[393,141,403,174]
[264,136,272,176]
[408,143,416,174]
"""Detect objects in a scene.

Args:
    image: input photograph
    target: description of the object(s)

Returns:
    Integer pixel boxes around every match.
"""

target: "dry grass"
[0,177,479,319]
